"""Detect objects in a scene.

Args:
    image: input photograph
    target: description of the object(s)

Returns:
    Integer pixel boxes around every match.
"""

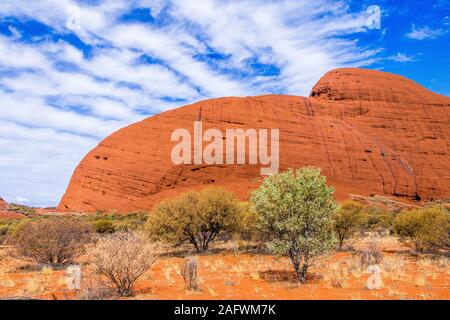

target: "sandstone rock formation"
[0,197,8,211]
[59,68,450,212]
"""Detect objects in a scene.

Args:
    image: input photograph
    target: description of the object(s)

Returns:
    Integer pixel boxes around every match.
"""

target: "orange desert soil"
[0,212,26,219]
[58,68,450,212]
[0,237,448,300]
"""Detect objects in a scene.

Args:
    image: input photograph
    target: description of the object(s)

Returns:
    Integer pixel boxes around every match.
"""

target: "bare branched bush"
[89,231,159,296]
[10,218,93,265]
[76,283,116,300]
[359,241,383,270]
[182,256,199,291]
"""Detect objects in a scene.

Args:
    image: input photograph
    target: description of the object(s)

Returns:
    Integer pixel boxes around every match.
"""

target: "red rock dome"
[0,197,8,211]
[58,68,450,212]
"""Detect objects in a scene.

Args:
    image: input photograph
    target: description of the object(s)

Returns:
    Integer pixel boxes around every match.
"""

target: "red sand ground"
[0,237,448,300]
[0,212,26,219]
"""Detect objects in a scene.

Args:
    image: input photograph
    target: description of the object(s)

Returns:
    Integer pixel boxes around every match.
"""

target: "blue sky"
[0,0,449,207]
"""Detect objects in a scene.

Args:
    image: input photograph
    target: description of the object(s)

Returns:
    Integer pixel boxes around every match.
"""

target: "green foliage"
[237,202,260,241]
[0,225,9,244]
[83,212,148,233]
[0,225,9,236]
[7,203,36,216]
[93,220,115,234]
[114,212,149,231]
[394,206,449,252]
[0,218,32,243]
[251,167,338,283]
[363,207,395,231]
[334,200,365,249]
[146,188,242,252]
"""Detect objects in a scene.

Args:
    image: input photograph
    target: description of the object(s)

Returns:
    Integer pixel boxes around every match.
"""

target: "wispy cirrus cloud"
[0,0,381,206]
[387,53,415,63]
[406,24,444,40]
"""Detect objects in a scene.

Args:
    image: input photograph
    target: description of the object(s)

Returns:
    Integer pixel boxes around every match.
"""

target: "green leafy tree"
[251,167,338,283]
[334,200,365,249]
[146,188,241,252]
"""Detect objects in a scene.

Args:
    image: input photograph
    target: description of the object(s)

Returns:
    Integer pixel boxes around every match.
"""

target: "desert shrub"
[113,212,148,232]
[251,167,337,283]
[7,203,36,216]
[0,224,9,236]
[146,188,241,252]
[83,212,148,234]
[334,200,365,249]
[124,211,149,222]
[237,202,260,241]
[77,286,115,300]
[363,207,395,231]
[89,231,158,296]
[0,225,9,244]
[394,206,449,252]
[93,220,115,234]
[4,218,31,239]
[423,199,450,209]
[10,217,93,265]
[0,219,26,243]
[114,220,142,232]
[182,256,199,291]
[72,278,116,300]
[358,241,383,269]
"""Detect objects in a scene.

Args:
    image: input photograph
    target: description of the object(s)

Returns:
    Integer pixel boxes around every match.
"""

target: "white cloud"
[0,120,98,207]
[7,26,21,39]
[0,0,381,206]
[0,36,50,69]
[13,196,30,204]
[406,24,444,40]
[105,24,252,97]
[387,53,415,63]
[169,0,373,94]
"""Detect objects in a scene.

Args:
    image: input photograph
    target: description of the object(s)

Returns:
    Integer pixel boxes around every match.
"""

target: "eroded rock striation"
[59,68,450,212]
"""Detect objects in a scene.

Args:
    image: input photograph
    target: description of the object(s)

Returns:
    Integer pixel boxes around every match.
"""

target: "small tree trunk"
[188,232,201,252]
[190,239,201,253]
[338,237,344,250]
[414,240,424,253]
[298,264,308,284]
[289,252,301,281]
[337,230,347,250]
[197,231,210,252]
